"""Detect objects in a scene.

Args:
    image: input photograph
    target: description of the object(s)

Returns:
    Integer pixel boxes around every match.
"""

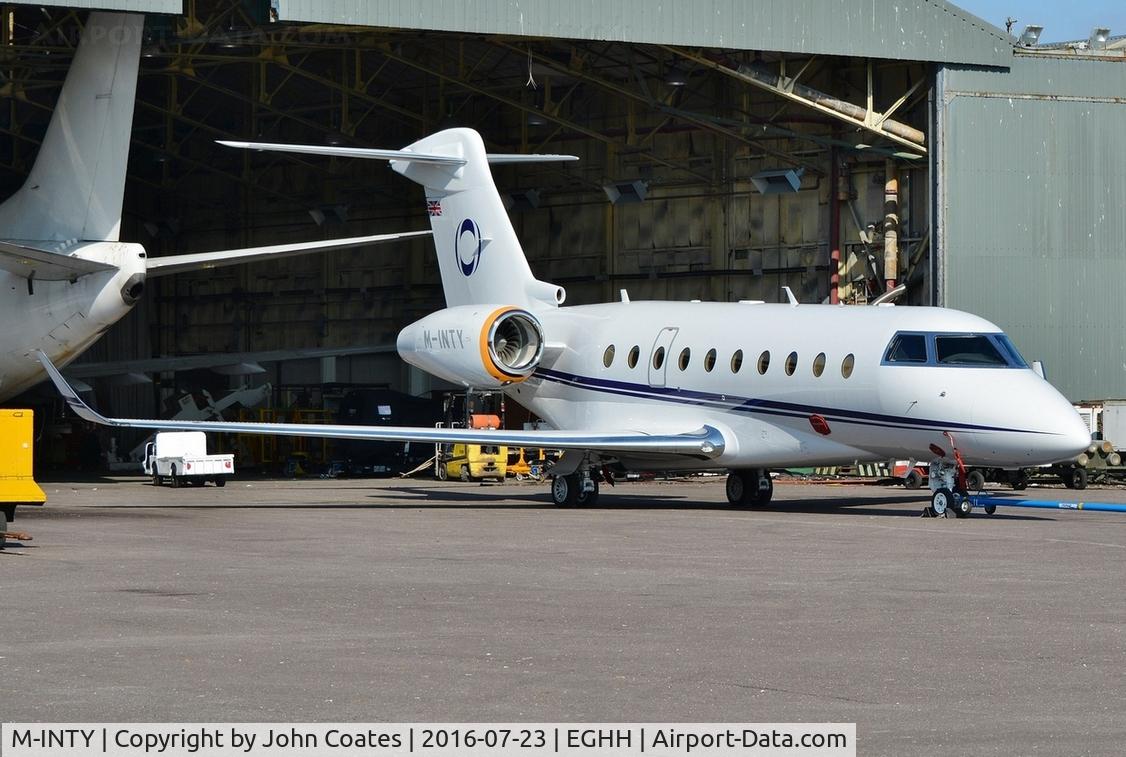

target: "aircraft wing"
[65,345,397,379]
[145,230,431,277]
[0,240,118,280]
[37,352,725,460]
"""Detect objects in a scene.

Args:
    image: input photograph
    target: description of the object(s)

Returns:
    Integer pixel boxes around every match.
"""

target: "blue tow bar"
[968,495,1126,514]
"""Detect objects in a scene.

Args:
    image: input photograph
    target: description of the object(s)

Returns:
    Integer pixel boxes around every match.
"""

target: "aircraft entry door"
[648,327,679,388]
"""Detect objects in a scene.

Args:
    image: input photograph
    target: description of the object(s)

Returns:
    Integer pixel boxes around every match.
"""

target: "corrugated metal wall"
[5,0,181,12]
[937,57,1126,401]
[275,0,1011,67]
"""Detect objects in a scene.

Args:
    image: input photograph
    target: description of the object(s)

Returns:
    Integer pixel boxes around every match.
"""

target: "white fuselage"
[0,241,147,400]
[495,301,1090,470]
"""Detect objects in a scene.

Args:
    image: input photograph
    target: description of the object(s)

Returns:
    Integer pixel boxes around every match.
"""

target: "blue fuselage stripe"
[532,367,1042,436]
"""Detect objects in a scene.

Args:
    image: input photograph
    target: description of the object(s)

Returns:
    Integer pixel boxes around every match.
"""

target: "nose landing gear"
[725,469,773,507]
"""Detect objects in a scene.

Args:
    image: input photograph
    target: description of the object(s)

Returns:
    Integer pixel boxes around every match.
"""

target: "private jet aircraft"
[0,13,426,401]
[38,127,1092,511]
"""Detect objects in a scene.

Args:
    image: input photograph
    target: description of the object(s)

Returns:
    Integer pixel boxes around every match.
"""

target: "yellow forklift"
[435,390,507,482]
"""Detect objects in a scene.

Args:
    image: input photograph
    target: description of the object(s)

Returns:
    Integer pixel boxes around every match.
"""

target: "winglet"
[35,351,118,426]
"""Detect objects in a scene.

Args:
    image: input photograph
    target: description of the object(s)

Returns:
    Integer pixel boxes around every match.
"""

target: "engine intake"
[484,308,543,381]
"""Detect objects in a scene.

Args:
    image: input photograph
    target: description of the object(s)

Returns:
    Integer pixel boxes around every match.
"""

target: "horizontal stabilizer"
[38,351,725,460]
[218,140,579,165]
[145,230,431,278]
[0,240,118,280]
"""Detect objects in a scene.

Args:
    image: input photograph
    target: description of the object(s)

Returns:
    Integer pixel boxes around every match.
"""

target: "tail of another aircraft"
[219,128,575,309]
[0,12,142,242]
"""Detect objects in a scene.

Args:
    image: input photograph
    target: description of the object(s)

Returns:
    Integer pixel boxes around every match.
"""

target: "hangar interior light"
[602,180,648,204]
[664,66,690,87]
[750,167,804,195]
[1019,25,1043,46]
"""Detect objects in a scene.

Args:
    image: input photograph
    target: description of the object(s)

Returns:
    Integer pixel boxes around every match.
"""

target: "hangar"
[2,0,1123,439]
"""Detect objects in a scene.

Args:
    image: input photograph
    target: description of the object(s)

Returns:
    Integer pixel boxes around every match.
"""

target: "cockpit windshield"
[882,332,1028,369]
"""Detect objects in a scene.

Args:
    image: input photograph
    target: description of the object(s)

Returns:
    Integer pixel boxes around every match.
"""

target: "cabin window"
[603,345,615,368]
[841,353,855,378]
[785,351,798,376]
[627,345,640,368]
[704,349,717,372]
[731,349,744,373]
[653,346,666,370]
[678,347,691,371]
[884,333,928,364]
[757,350,770,374]
[935,335,1007,366]
[812,353,826,377]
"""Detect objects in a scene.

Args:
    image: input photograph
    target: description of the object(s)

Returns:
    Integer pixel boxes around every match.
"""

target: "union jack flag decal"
[426,200,442,217]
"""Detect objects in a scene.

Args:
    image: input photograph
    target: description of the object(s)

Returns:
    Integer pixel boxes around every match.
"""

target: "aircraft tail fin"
[0,13,142,243]
[220,129,574,309]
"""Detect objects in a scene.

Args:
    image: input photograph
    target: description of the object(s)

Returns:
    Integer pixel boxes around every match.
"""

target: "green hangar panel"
[936,56,1126,401]
[5,0,181,11]
[275,0,1012,66]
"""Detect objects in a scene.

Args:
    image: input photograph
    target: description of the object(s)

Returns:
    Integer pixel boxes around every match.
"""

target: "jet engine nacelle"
[397,305,545,387]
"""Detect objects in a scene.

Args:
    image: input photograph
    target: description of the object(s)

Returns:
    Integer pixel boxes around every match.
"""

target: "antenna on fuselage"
[782,286,799,307]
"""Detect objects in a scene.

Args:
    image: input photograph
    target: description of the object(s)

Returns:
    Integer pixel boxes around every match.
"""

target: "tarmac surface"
[3,475,1125,756]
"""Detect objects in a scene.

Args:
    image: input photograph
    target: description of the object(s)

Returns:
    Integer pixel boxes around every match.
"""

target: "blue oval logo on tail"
[455,218,482,277]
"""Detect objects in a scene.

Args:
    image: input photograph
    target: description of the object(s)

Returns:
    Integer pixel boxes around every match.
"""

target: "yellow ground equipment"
[1,410,46,548]
[436,412,507,481]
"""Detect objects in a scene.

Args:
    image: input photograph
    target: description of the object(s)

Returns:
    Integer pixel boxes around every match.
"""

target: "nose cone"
[1044,402,1093,462]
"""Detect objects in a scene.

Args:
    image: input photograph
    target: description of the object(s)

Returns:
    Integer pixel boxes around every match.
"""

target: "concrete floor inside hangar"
[2,476,1125,756]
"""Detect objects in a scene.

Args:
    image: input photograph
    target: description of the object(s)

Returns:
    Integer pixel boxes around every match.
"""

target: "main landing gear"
[725,469,773,507]
[550,469,600,507]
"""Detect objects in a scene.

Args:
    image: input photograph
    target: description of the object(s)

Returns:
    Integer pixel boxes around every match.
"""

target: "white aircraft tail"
[0,13,142,242]
[219,128,575,309]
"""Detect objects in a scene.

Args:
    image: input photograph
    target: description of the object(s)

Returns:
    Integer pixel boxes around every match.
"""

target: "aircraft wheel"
[757,472,774,505]
[952,493,974,518]
[967,469,986,492]
[1073,467,1089,490]
[930,487,953,517]
[725,471,747,505]
[215,478,226,488]
[904,470,923,490]
[1061,468,1076,489]
[551,474,579,507]
[576,477,599,507]
[436,464,448,481]
[170,465,180,488]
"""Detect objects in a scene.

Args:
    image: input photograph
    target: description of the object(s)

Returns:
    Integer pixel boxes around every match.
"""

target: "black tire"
[725,471,748,505]
[151,472,161,487]
[0,508,8,550]
[757,471,774,505]
[967,469,986,492]
[984,504,997,515]
[575,477,599,507]
[170,465,180,488]
[904,469,923,490]
[436,464,448,481]
[215,478,226,488]
[1073,467,1089,490]
[1011,470,1029,491]
[930,487,954,516]
[1061,468,1076,489]
[551,474,579,507]
[953,492,974,518]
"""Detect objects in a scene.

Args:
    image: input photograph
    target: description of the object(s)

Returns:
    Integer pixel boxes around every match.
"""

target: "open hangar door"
[0,1,964,423]
[934,56,1126,402]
